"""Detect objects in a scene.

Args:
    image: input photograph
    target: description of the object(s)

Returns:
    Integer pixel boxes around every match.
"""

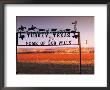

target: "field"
[16,48,94,74]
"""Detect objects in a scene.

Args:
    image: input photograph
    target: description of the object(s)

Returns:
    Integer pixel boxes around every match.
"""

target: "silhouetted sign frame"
[16,29,80,46]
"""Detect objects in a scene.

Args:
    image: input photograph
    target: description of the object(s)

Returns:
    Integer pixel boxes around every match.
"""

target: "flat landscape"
[16,47,94,74]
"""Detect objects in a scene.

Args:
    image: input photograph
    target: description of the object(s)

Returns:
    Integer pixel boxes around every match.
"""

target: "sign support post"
[78,32,82,74]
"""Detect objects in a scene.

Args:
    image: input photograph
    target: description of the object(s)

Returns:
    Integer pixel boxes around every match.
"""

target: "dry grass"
[16,48,94,74]
[17,53,94,65]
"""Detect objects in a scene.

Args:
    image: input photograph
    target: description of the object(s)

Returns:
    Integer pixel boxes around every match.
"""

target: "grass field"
[16,48,94,74]
[17,62,94,74]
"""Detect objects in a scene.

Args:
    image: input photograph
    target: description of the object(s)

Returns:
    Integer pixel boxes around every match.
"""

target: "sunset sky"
[16,16,94,48]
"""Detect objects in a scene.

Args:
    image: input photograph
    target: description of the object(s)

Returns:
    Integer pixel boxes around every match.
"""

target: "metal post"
[78,32,81,74]
[16,33,18,46]
[16,32,18,74]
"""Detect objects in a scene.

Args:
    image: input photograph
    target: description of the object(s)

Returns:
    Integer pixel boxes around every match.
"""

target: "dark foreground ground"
[16,62,94,74]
